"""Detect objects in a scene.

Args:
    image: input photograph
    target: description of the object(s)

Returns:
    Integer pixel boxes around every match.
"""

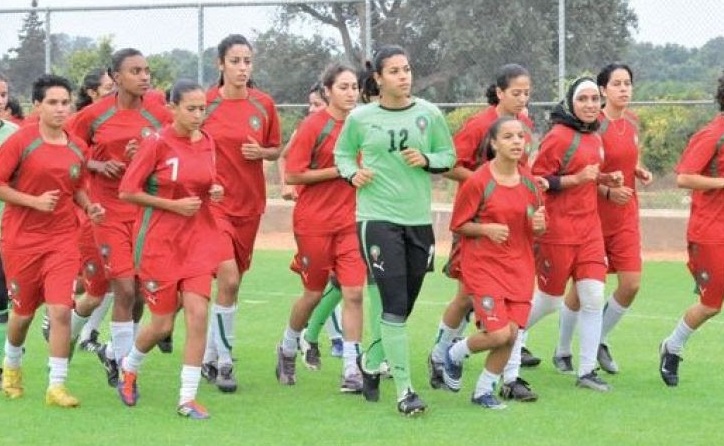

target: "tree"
[6,2,46,100]
[56,35,114,88]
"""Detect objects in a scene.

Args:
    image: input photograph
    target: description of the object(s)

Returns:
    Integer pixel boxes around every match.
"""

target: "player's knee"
[576,279,605,312]
[342,287,363,306]
[487,327,512,348]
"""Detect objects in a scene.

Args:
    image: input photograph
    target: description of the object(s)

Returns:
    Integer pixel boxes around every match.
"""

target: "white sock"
[4,340,23,368]
[342,341,360,375]
[448,337,471,364]
[179,365,201,405]
[133,323,140,338]
[665,319,694,355]
[431,320,463,363]
[123,345,146,373]
[212,304,237,365]
[526,290,563,328]
[48,357,68,386]
[202,319,218,363]
[105,339,114,360]
[325,305,344,340]
[601,295,628,343]
[82,292,113,339]
[455,312,471,338]
[576,280,605,376]
[520,330,529,348]
[110,321,134,363]
[70,310,89,341]
[503,329,525,383]
[556,303,579,356]
[474,368,501,397]
[282,326,300,357]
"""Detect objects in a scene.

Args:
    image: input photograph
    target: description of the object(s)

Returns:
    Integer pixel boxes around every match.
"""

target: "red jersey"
[675,114,724,244]
[285,110,355,236]
[119,126,221,281]
[203,86,281,217]
[66,94,172,222]
[450,162,542,301]
[453,106,534,170]
[20,114,39,128]
[532,124,604,244]
[0,125,89,252]
[597,110,640,236]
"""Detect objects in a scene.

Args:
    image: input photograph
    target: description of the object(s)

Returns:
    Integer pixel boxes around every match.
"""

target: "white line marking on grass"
[241,299,270,304]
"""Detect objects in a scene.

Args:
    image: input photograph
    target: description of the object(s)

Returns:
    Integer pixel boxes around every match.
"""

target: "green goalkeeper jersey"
[334,99,455,225]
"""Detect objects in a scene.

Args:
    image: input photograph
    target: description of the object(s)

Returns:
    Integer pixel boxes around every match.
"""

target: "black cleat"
[552,353,575,374]
[521,346,541,368]
[80,329,102,353]
[97,343,119,387]
[201,361,218,384]
[397,390,426,416]
[499,377,538,402]
[356,353,380,402]
[427,353,445,389]
[659,341,682,387]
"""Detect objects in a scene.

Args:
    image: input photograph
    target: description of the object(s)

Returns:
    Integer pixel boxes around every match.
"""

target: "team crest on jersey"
[69,163,81,180]
[415,115,429,134]
[480,296,495,313]
[249,115,262,131]
[145,280,159,293]
[140,127,154,139]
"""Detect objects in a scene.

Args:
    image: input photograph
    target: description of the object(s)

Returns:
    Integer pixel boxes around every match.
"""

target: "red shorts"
[604,226,642,273]
[687,242,724,309]
[79,220,109,297]
[290,231,366,292]
[139,274,212,315]
[93,219,135,279]
[215,213,261,273]
[3,248,80,317]
[442,234,462,280]
[470,293,530,332]
[535,240,607,296]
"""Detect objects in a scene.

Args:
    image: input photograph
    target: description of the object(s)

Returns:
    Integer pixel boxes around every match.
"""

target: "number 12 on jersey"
[388,129,409,152]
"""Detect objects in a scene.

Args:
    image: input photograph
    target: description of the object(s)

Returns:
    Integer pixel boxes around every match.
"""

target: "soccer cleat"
[79,329,102,353]
[499,377,538,402]
[177,400,210,419]
[41,314,50,343]
[117,367,139,406]
[330,338,344,358]
[157,335,173,354]
[201,361,218,384]
[442,346,463,392]
[471,392,507,409]
[576,370,611,392]
[427,353,445,389]
[299,330,322,371]
[552,353,575,374]
[275,345,297,385]
[46,384,80,408]
[397,389,426,416]
[597,343,619,374]
[1,366,23,399]
[659,341,682,387]
[340,371,363,394]
[356,353,380,402]
[216,363,238,393]
[521,346,542,368]
[97,344,119,387]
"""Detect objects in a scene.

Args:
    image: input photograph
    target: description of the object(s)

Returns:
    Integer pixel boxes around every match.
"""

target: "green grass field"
[3,252,721,446]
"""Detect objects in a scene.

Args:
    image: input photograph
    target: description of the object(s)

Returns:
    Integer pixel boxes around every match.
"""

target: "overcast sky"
[1,0,722,57]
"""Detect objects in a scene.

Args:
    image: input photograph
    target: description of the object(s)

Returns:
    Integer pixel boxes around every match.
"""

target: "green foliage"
[56,35,114,88]
[444,106,480,134]
[5,7,46,100]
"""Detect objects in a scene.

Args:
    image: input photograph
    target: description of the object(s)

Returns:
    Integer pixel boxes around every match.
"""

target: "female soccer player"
[0,74,104,407]
[116,79,223,419]
[67,49,172,387]
[442,117,545,409]
[335,45,456,415]
[659,72,724,387]
[75,68,115,112]
[275,63,365,392]
[201,34,281,393]
[553,64,653,375]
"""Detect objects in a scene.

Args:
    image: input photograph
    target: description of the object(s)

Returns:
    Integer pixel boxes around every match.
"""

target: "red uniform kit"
[203,87,281,272]
[67,94,172,279]
[0,125,89,316]
[675,114,724,309]
[597,110,642,272]
[531,124,607,295]
[450,162,542,331]
[119,127,221,315]
[285,110,365,291]
[444,107,534,280]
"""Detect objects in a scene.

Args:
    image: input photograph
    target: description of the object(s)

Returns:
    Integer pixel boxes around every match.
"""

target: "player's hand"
[101,160,127,179]
[351,168,374,188]
[534,176,549,191]
[599,170,624,188]
[400,148,428,168]
[635,166,653,186]
[241,136,264,160]
[34,189,60,212]
[531,206,546,234]
[608,186,634,205]
[86,203,105,223]
[209,184,224,202]
[575,164,599,184]
[124,139,140,160]
[483,223,509,244]
[172,196,202,216]
[281,184,298,201]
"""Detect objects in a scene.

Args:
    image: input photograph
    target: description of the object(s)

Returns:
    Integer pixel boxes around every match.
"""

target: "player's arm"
[676,129,723,191]
[420,110,456,173]
[0,136,58,212]
[334,115,370,187]
[676,174,724,191]
[443,166,473,182]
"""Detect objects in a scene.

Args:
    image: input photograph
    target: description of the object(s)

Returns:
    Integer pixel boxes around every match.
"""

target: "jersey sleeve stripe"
[90,107,118,138]
[310,118,336,169]
[560,132,582,174]
[140,109,163,130]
